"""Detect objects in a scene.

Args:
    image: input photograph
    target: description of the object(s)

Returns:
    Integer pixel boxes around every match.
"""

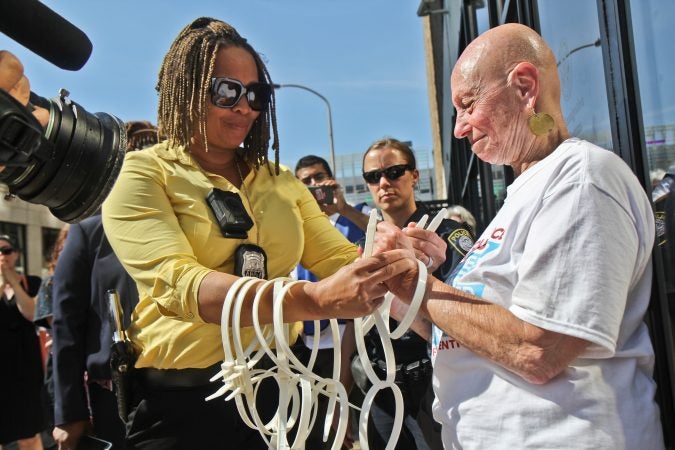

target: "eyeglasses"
[362,164,414,184]
[0,247,15,255]
[299,172,329,185]
[210,77,271,111]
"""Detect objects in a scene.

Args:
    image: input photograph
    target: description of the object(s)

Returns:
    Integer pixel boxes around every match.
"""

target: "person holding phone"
[295,154,371,236]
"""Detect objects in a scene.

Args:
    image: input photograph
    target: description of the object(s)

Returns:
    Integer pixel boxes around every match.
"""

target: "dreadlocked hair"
[156,17,280,174]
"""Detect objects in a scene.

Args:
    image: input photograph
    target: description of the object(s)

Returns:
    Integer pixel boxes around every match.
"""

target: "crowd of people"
[0,15,667,450]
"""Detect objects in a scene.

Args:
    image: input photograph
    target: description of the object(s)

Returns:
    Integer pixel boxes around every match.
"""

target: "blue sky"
[0,0,432,169]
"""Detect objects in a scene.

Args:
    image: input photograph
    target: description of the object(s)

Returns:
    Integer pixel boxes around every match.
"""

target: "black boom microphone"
[0,0,92,70]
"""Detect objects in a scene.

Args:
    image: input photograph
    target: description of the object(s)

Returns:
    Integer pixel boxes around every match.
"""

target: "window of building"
[539,0,612,150]
[631,0,675,336]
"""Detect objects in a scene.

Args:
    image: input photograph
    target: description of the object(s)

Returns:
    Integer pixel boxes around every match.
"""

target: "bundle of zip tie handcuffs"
[207,208,447,450]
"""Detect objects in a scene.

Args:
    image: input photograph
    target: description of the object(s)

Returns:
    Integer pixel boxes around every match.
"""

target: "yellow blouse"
[102,142,357,369]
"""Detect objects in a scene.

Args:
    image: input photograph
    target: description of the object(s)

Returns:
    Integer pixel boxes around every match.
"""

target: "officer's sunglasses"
[362,164,414,184]
[210,77,271,112]
[0,247,16,255]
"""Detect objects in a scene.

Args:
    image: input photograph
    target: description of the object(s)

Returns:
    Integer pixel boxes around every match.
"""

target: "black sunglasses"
[210,77,271,111]
[363,164,414,185]
[0,247,15,255]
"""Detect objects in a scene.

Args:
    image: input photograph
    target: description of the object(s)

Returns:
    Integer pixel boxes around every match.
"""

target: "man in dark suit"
[51,213,138,449]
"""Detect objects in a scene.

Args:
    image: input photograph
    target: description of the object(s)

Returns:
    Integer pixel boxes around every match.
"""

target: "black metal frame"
[597,0,674,445]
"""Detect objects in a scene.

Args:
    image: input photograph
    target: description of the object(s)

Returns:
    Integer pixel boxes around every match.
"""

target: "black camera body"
[308,185,335,205]
[206,188,254,239]
[0,0,126,223]
[0,88,126,223]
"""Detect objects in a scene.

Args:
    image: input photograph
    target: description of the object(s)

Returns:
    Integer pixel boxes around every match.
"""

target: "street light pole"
[556,38,601,67]
[272,83,336,174]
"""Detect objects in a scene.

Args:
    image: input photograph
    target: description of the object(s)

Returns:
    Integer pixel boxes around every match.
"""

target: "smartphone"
[308,185,335,205]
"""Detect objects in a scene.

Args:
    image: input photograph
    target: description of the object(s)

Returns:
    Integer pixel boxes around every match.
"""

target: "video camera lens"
[0,88,126,223]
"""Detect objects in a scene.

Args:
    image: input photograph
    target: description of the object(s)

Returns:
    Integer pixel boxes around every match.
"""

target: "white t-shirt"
[431,139,664,449]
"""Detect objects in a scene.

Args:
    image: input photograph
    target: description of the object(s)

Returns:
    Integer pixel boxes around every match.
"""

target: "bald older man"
[376,23,665,449]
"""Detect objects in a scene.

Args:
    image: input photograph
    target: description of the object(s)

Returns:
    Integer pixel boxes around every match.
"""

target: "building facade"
[0,185,66,277]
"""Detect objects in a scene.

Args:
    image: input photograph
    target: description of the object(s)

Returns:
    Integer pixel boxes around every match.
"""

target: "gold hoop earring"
[528,111,554,136]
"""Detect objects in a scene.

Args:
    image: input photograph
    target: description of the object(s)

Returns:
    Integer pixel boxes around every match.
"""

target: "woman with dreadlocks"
[102,17,414,449]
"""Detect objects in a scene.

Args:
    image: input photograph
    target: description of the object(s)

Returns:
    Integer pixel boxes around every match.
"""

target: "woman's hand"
[0,259,19,286]
[301,249,417,319]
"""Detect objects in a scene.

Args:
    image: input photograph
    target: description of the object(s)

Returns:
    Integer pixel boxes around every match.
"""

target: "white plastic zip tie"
[388,260,427,339]
[362,209,379,259]
[362,207,446,334]
[415,214,429,229]
[208,206,436,450]
[426,207,447,233]
[272,281,350,449]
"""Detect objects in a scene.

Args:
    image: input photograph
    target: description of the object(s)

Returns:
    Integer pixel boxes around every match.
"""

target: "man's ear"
[508,61,539,107]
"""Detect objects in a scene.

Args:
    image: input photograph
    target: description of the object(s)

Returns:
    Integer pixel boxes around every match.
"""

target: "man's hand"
[301,249,417,319]
[53,420,90,450]
[403,222,447,272]
[372,221,415,255]
[368,222,424,304]
[0,50,49,126]
[315,179,343,216]
[316,179,370,232]
[0,50,26,97]
[372,220,446,272]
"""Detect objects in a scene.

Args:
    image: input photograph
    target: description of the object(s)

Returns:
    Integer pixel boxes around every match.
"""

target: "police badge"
[447,228,475,256]
[234,243,268,279]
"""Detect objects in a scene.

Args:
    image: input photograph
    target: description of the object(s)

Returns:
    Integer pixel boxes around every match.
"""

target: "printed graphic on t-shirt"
[432,228,504,363]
